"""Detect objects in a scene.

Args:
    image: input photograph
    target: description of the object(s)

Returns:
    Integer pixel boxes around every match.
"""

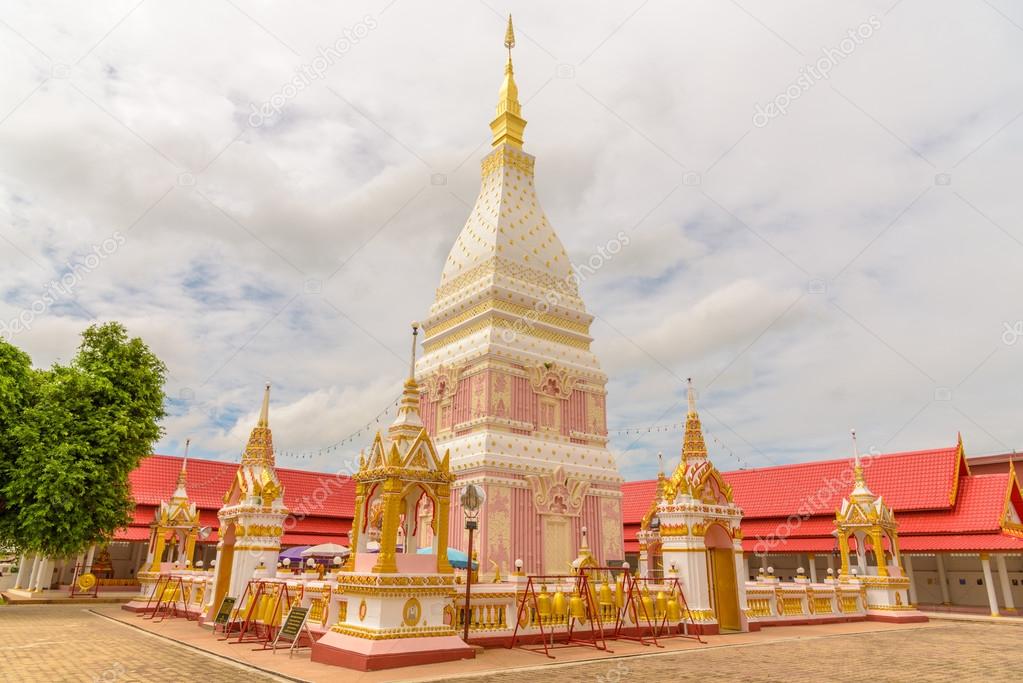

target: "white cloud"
[1,0,1021,481]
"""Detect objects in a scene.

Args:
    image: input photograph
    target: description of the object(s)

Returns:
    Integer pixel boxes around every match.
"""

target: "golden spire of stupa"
[242,383,275,466]
[682,378,708,463]
[490,14,527,148]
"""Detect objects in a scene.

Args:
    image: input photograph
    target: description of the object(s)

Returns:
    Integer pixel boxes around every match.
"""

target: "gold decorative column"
[372,477,402,573]
[344,481,366,571]
[150,532,166,572]
[872,530,888,576]
[838,533,850,576]
[435,484,453,574]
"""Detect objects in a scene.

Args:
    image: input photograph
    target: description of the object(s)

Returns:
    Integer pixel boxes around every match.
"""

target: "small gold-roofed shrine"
[312,324,472,670]
[145,441,200,571]
[836,430,901,579]
[205,383,289,619]
[835,431,921,618]
[639,380,746,634]
[347,323,455,575]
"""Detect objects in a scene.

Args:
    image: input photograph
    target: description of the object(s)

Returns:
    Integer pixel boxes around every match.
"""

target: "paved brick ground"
[471,621,1022,683]
[2,606,1019,682]
[0,605,279,682]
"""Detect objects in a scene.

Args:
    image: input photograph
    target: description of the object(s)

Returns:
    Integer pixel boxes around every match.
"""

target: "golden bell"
[640,587,654,620]
[599,581,613,607]
[552,588,567,622]
[655,590,668,618]
[667,595,682,622]
[537,585,553,618]
[569,593,587,621]
[615,576,626,609]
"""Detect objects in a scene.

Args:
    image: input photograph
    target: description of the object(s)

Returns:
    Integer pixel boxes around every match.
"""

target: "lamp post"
[460,483,486,642]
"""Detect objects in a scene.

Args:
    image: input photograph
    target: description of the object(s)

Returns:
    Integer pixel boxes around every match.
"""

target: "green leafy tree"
[0,323,167,558]
[0,338,32,522]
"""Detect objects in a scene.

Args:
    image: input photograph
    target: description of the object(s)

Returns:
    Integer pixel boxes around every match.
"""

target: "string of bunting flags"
[276,396,401,461]
[274,402,753,468]
[610,420,754,470]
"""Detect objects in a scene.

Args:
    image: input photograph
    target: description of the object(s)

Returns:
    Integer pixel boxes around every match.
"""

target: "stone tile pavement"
[1,604,1019,682]
[0,604,282,682]
[460,620,1022,683]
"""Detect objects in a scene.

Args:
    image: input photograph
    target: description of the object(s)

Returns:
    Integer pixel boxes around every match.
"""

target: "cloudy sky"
[2,0,1021,482]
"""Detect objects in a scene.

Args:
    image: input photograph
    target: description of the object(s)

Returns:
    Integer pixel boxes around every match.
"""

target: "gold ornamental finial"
[258,382,271,427]
[390,323,425,437]
[409,321,419,380]
[490,14,526,148]
[850,428,868,489]
[504,14,515,52]
[681,378,707,462]
[242,382,276,467]
[179,438,190,486]
[849,428,875,500]
[171,438,191,501]
[851,428,860,470]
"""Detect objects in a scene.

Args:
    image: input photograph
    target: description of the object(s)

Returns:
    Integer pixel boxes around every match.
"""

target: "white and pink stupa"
[415,16,624,577]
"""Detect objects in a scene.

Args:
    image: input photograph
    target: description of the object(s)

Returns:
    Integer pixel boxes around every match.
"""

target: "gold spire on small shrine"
[682,378,708,463]
[171,438,190,502]
[242,383,275,466]
[389,323,424,439]
[849,428,873,500]
[490,14,527,148]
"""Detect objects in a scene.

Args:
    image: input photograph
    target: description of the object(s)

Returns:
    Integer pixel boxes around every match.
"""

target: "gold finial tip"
[504,14,515,50]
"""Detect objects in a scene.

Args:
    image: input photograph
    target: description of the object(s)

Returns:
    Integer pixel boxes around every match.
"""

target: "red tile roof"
[117,454,355,545]
[899,534,1023,552]
[899,474,1010,535]
[128,454,356,517]
[724,446,962,519]
[621,480,658,521]
[622,442,1023,554]
[118,444,1023,555]
[621,446,963,526]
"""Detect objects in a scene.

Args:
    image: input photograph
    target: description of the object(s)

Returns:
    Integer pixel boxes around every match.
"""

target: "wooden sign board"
[214,596,237,625]
[272,606,312,657]
[278,606,309,642]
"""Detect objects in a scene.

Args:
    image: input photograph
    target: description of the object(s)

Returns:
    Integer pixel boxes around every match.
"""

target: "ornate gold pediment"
[528,362,576,400]
[422,364,462,405]
[526,465,588,516]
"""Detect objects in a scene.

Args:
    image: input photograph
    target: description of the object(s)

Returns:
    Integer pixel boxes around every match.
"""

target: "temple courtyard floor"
[0,605,1019,682]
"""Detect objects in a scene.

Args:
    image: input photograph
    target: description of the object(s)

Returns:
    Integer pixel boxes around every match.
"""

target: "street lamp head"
[461,484,486,519]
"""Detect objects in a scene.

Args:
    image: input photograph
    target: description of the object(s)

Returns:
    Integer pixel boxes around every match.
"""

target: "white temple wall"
[908,554,1023,608]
